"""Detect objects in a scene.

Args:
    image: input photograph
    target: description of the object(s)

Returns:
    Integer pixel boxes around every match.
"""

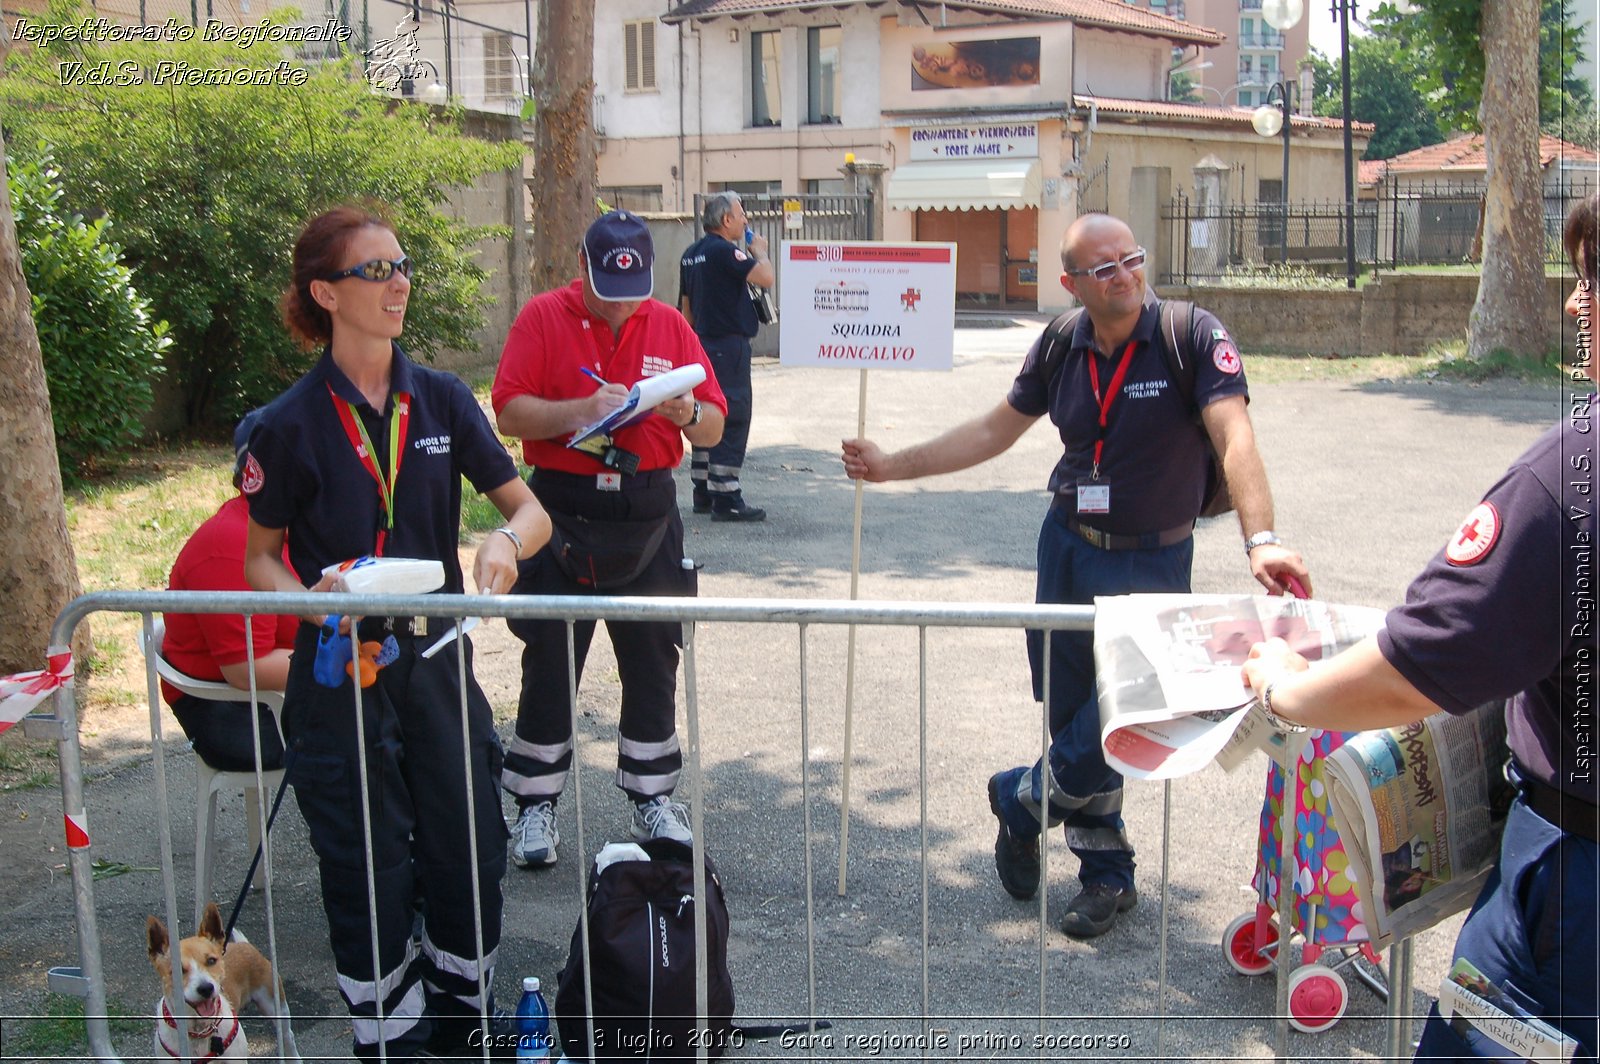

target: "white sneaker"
[511,802,558,867]
[631,796,693,844]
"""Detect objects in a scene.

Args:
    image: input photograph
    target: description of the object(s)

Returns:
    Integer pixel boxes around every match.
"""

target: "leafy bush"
[9,146,169,480]
[1,1,523,427]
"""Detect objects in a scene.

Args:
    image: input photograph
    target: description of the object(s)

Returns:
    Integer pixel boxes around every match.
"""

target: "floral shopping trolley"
[1222,728,1390,1033]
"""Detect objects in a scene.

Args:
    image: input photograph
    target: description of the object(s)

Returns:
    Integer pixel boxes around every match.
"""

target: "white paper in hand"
[568,364,706,448]
[321,556,446,596]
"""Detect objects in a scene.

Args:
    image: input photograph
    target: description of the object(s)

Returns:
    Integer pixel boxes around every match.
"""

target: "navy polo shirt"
[1007,300,1249,534]
[1379,409,1598,804]
[245,344,518,594]
[679,233,758,340]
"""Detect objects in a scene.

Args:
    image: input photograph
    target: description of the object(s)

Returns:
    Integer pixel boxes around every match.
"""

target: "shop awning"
[884,158,1042,212]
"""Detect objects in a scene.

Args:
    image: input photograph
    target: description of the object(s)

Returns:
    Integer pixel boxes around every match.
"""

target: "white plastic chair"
[138,619,287,927]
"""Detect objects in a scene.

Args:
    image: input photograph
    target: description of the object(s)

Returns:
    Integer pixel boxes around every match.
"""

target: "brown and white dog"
[147,901,300,1060]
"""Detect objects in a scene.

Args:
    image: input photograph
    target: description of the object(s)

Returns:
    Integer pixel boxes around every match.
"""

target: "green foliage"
[1168,72,1201,105]
[1307,35,1444,159]
[1364,0,1594,133]
[8,145,169,481]
[1,0,523,428]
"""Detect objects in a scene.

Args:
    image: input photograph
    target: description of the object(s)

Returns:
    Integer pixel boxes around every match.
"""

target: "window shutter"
[624,21,640,91]
[640,21,655,88]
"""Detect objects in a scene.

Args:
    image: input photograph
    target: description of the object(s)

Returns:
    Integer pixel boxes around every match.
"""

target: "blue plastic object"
[514,976,551,1060]
[743,226,755,246]
[313,616,352,688]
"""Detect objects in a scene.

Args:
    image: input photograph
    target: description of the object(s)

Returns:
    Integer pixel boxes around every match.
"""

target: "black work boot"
[1059,883,1137,938]
[987,772,1040,900]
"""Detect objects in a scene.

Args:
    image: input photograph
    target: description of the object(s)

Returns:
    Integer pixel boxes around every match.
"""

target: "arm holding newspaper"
[1241,635,1442,733]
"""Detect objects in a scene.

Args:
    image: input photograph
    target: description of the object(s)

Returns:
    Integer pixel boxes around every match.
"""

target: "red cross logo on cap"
[616,252,635,270]
[1445,501,1500,566]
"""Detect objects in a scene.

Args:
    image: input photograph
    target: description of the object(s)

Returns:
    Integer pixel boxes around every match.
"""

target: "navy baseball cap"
[233,408,263,478]
[583,210,654,301]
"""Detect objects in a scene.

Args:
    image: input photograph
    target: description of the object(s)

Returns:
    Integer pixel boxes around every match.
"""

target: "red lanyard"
[1085,341,1138,479]
[328,383,411,556]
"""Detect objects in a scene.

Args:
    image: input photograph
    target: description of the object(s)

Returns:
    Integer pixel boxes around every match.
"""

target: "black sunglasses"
[325,256,414,283]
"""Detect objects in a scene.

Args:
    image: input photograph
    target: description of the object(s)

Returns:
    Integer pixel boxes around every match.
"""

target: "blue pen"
[580,366,609,387]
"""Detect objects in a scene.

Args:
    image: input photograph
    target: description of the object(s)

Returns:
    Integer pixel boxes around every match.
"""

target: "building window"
[751,30,781,127]
[482,32,516,98]
[624,18,656,91]
[1239,90,1254,106]
[805,178,847,195]
[807,26,840,124]
[720,180,783,198]
[601,186,663,213]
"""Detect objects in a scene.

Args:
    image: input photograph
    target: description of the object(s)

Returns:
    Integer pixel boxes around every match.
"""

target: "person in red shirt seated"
[160,410,296,772]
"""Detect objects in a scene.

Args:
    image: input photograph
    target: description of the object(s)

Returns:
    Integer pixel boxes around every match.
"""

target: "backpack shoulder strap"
[1156,299,1200,415]
[1040,306,1086,391]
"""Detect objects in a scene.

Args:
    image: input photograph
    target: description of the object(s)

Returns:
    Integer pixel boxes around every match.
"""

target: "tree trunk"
[1468,0,1548,362]
[529,0,596,299]
[0,127,87,676]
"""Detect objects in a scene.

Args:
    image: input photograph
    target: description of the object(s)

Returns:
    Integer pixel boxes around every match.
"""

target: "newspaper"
[1322,703,1512,951]
[1093,593,1386,781]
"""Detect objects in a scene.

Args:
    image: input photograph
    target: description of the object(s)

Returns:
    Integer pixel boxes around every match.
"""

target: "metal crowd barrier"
[27,589,1423,1062]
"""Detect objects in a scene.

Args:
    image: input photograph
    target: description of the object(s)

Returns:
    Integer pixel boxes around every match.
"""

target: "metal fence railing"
[1164,179,1600,282]
[22,589,1428,1063]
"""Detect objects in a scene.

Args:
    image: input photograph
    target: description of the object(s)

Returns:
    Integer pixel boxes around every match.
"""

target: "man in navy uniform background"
[679,190,775,522]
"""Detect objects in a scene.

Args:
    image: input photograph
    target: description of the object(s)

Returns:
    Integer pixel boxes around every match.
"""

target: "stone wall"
[1158,274,1577,357]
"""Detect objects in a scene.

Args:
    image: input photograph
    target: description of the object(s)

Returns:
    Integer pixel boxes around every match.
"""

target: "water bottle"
[514,976,551,1060]
[743,225,756,247]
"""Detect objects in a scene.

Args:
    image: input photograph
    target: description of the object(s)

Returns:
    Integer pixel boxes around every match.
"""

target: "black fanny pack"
[548,510,670,590]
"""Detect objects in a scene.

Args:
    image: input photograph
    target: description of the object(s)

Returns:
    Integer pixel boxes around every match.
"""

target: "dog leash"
[222,748,295,942]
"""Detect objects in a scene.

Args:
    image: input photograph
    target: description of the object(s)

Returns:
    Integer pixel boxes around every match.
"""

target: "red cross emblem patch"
[241,454,265,495]
[1445,502,1500,566]
[1213,342,1241,375]
[616,252,635,270]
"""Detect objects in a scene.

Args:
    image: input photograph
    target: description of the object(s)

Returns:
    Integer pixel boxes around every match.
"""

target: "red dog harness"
[159,997,241,1060]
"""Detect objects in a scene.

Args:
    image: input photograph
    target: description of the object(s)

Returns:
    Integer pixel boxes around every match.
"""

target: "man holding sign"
[492,211,727,866]
[841,212,1309,937]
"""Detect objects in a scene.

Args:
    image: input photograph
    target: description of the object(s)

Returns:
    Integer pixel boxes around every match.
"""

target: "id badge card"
[1076,479,1111,515]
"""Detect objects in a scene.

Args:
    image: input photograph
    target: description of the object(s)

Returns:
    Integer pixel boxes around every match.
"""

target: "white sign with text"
[908,122,1038,162]
[778,241,957,371]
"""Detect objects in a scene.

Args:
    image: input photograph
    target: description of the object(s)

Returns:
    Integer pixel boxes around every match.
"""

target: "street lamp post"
[1256,0,1304,270]
[1335,0,1358,288]
[1253,83,1294,266]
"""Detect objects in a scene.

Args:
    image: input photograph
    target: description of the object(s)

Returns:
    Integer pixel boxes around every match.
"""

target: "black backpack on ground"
[556,838,735,1062]
[1039,298,1233,517]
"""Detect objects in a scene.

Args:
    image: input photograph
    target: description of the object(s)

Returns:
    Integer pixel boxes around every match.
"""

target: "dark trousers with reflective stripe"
[993,513,1193,891]
[1414,798,1598,1061]
[691,334,753,507]
[283,626,507,1060]
[504,474,694,806]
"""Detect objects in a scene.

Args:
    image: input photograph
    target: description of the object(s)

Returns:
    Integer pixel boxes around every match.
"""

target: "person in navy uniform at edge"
[841,212,1311,938]
[492,210,727,870]
[1243,193,1599,1061]
[241,205,551,1063]
[159,409,295,773]
[679,190,775,521]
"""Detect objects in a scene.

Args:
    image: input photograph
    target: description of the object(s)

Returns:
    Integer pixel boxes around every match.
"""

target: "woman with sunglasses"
[1243,193,1599,1060]
[242,204,550,1061]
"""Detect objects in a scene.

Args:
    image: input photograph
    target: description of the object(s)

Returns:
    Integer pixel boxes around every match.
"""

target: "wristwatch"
[1244,530,1282,553]
[686,400,702,427]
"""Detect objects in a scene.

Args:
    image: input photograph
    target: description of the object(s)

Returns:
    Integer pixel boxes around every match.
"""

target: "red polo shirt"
[492,281,727,474]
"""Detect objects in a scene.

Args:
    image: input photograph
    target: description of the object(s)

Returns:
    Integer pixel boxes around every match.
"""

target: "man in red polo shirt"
[161,410,298,772]
[492,211,728,868]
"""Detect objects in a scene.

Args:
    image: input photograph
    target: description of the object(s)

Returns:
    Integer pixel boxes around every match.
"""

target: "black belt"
[356,616,443,640]
[1519,775,1600,843]
[532,468,675,490]
[1063,516,1194,552]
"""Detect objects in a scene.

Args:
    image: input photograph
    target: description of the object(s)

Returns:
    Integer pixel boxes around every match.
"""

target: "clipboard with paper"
[567,364,706,448]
